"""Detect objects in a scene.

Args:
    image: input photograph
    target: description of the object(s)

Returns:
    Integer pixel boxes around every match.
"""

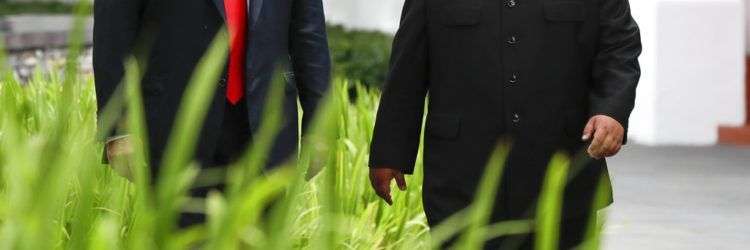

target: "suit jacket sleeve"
[290,0,332,133]
[93,0,147,138]
[590,0,642,142]
[369,0,429,175]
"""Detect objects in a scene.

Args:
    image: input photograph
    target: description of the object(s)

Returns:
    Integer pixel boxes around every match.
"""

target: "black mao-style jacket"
[370,0,641,223]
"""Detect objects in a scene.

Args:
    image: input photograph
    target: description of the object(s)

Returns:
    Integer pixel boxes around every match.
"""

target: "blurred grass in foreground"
[0,1,609,248]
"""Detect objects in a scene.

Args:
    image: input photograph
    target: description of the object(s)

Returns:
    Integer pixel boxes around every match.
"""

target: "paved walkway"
[603,145,750,250]
[1,15,93,50]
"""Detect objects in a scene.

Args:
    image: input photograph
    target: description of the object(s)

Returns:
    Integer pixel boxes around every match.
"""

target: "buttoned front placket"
[502,0,523,133]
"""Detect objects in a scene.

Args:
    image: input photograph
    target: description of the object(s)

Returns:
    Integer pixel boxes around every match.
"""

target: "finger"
[591,130,611,159]
[379,183,393,205]
[612,133,622,146]
[370,173,394,205]
[605,136,622,157]
[605,143,621,157]
[395,173,407,191]
[369,172,386,194]
[582,118,596,141]
[588,126,609,159]
[602,136,618,157]
[600,136,617,158]
[587,146,603,159]
[612,143,622,155]
[600,127,623,158]
[374,182,390,201]
[368,171,379,190]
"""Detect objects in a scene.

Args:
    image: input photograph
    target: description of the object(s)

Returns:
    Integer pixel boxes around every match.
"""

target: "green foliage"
[0,19,429,246]
[327,25,393,88]
[0,58,428,250]
[0,71,604,249]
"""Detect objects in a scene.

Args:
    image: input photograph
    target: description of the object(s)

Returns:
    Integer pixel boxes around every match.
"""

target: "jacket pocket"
[427,114,461,139]
[438,1,481,27]
[544,1,586,22]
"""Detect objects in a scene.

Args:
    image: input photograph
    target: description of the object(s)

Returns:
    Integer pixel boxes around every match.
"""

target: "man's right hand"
[106,136,135,182]
[369,167,407,205]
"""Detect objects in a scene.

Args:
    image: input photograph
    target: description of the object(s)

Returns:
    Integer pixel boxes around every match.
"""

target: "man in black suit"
[94,0,330,226]
[369,0,641,248]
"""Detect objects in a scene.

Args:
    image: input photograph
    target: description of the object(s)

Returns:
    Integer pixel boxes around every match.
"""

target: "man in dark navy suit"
[369,0,641,248]
[94,0,330,226]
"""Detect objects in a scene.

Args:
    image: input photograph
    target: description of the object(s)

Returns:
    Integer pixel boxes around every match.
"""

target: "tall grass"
[0,31,435,249]
[0,3,608,249]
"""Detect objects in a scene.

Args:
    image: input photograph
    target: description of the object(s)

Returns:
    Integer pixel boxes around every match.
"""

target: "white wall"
[628,0,745,145]
[324,0,747,145]
[323,0,403,33]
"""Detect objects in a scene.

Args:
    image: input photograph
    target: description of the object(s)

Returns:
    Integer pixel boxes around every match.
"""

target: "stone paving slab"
[603,145,750,250]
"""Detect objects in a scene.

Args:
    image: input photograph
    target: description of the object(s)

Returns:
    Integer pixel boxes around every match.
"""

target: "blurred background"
[1,0,748,249]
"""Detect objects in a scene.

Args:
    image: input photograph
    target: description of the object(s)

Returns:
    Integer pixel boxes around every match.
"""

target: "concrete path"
[603,145,750,250]
[1,15,93,50]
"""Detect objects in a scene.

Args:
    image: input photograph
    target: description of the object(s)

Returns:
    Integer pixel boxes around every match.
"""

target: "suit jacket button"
[512,113,521,123]
[507,35,519,45]
[508,73,519,84]
[506,0,517,8]
[219,78,227,87]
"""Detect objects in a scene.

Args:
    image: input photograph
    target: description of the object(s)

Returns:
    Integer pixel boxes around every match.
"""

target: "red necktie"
[224,0,248,105]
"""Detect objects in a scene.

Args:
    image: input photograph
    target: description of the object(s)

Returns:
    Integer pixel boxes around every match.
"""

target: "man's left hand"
[106,136,135,182]
[582,115,624,159]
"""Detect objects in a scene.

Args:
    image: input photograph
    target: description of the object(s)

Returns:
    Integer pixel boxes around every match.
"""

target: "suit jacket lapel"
[250,0,263,29]
[212,0,226,19]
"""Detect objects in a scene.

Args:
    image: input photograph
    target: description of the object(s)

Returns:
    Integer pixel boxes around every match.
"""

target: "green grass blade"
[123,56,157,250]
[535,153,571,250]
[579,174,613,250]
[454,144,509,250]
[153,31,229,246]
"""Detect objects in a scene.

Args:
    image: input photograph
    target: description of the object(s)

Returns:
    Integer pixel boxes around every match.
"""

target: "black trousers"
[179,99,252,228]
[442,214,591,250]
[491,216,590,250]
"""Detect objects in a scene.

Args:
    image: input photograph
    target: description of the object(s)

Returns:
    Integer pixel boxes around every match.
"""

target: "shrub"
[327,25,393,89]
[0,2,78,16]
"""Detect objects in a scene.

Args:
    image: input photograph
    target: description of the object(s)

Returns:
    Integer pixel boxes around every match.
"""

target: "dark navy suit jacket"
[94,0,330,171]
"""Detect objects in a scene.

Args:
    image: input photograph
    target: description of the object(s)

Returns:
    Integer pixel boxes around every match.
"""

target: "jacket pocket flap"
[544,2,586,22]
[427,114,461,139]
